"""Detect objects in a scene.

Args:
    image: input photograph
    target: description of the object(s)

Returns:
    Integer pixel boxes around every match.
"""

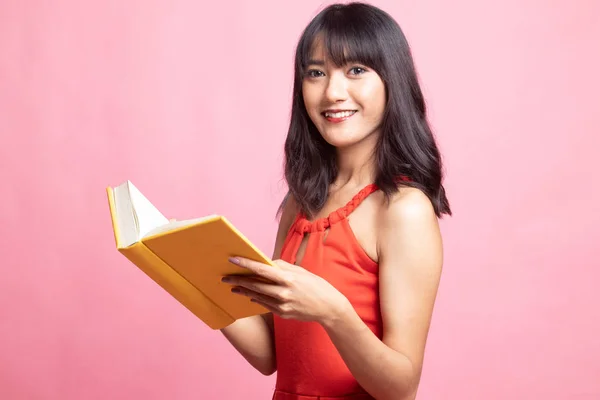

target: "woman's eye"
[306,69,324,78]
[349,67,366,75]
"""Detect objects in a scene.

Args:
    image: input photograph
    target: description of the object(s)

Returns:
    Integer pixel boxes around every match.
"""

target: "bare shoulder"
[381,187,437,223]
[376,187,442,264]
[273,192,300,259]
[281,192,300,219]
[278,193,300,233]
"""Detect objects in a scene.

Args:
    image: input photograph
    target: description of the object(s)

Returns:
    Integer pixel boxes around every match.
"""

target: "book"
[106,180,277,330]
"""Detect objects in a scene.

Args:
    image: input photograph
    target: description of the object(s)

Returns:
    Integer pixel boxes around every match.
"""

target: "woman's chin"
[322,136,356,148]
[321,131,376,149]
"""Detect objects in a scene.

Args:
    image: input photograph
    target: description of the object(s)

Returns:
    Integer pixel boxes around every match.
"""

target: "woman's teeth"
[324,110,357,118]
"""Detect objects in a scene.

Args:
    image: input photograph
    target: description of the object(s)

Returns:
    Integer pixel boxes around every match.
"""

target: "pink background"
[1,0,599,399]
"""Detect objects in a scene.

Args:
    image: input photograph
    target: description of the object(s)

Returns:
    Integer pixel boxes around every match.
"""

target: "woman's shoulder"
[372,185,442,273]
[375,186,438,235]
[279,192,300,226]
[272,192,301,258]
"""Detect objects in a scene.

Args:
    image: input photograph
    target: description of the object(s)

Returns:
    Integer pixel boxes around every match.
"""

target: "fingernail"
[231,288,240,293]
[221,277,230,283]
[229,257,240,265]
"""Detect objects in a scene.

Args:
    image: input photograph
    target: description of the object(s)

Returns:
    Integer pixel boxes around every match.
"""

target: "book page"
[112,184,137,248]
[127,181,169,240]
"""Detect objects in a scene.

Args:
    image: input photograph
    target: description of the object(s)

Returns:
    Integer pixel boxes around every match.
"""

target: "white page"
[113,183,137,247]
[127,181,169,240]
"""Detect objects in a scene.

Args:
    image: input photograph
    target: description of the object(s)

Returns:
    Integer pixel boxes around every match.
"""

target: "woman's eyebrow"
[306,59,325,66]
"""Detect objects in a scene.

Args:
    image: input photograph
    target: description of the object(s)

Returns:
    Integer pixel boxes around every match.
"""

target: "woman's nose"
[324,73,348,103]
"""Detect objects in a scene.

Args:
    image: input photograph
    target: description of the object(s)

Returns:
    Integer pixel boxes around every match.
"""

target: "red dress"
[272,183,382,400]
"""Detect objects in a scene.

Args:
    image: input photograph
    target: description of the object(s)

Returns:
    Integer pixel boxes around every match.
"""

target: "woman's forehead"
[306,35,351,65]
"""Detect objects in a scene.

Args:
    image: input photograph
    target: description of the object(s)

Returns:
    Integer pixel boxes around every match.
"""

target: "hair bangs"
[298,9,384,75]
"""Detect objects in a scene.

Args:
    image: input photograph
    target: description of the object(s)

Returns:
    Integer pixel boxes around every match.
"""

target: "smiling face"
[301,38,387,149]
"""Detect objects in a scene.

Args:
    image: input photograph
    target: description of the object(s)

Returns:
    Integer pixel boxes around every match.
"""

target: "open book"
[106,180,276,329]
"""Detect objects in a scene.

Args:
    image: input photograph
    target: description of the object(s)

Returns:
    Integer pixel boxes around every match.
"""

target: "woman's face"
[302,38,386,149]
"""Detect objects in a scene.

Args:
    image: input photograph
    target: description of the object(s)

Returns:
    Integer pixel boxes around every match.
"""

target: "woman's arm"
[219,189,442,397]
[219,194,298,376]
[321,188,443,400]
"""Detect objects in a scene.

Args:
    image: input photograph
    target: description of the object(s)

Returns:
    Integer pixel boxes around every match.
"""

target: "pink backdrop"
[1,0,599,399]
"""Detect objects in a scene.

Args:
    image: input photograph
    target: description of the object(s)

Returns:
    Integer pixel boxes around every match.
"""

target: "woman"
[220,2,451,399]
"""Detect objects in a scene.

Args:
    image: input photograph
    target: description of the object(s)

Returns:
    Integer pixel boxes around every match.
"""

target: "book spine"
[120,242,234,330]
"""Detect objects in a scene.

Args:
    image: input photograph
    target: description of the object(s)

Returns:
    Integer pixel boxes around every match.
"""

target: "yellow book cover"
[106,180,276,330]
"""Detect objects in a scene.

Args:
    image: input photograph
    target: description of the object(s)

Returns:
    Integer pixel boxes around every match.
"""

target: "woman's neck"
[333,133,378,189]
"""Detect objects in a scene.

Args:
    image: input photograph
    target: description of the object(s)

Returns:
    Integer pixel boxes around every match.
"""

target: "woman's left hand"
[222,257,351,325]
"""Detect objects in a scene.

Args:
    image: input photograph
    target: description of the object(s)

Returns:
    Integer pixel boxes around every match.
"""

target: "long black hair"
[281,2,451,218]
